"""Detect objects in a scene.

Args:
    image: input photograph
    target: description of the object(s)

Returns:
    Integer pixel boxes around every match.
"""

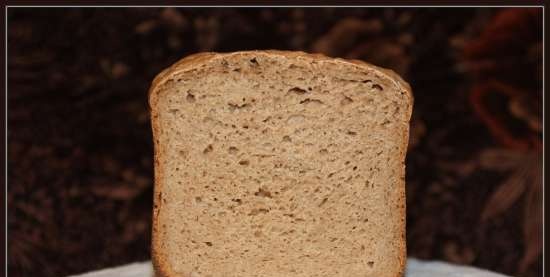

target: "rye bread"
[149,50,413,277]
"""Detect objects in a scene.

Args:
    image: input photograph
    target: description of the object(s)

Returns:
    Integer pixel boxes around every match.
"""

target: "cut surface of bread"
[149,50,412,277]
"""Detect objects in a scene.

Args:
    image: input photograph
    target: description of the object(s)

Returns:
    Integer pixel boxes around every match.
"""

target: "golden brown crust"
[149,50,412,277]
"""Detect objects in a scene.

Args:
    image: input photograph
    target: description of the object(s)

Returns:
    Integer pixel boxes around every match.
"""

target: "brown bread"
[149,50,413,277]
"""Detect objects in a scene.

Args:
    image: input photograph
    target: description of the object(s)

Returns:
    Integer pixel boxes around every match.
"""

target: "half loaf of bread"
[149,50,413,277]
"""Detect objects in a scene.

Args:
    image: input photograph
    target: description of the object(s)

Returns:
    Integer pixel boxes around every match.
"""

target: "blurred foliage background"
[7,7,542,277]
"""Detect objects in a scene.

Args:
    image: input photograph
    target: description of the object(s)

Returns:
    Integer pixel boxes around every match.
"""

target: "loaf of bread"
[149,50,413,277]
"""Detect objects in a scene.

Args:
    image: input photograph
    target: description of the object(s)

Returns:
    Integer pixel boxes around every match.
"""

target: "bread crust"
[149,50,412,277]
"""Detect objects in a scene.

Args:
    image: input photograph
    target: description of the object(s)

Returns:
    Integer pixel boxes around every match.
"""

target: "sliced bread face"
[150,51,412,277]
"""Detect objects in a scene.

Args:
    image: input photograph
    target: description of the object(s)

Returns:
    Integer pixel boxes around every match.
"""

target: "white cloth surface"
[68,258,511,277]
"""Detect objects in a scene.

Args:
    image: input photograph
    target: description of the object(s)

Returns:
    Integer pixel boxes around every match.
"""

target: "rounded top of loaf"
[149,50,412,108]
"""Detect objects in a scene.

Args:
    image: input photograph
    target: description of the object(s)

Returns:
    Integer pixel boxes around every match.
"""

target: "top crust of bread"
[149,50,412,108]
[149,50,413,277]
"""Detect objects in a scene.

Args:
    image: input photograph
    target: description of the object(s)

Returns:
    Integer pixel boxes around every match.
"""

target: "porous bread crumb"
[150,50,412,277]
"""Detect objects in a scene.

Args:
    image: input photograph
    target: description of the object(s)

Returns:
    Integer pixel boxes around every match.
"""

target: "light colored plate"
[68,258,511,277]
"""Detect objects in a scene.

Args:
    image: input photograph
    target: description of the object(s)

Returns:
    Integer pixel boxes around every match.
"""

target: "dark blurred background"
[7,7,542,277]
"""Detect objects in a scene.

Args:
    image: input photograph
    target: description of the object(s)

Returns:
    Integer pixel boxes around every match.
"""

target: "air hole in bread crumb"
[228,102,249,111]
[288,87,307,95]
[319,198,328,207]
[195,197,202,203]
[367,261,375,268]
[228,146,239,154]
[347,131,357,136]
[186,92,195,102]
[320,149,328,154]
[282,135,291,142]
[203,145,213,154]
[168,109,179,115]
[341,96,354,105]
[299,98,324,105]
[282,229,296,236]
[362,79,372,83]
[204,242,213,246]
[249,208,269,216]
[249,58,258,65]
[255,187,272,198]
[372,84,383,91]
[239,160,249,166]
[353,166,358,171]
